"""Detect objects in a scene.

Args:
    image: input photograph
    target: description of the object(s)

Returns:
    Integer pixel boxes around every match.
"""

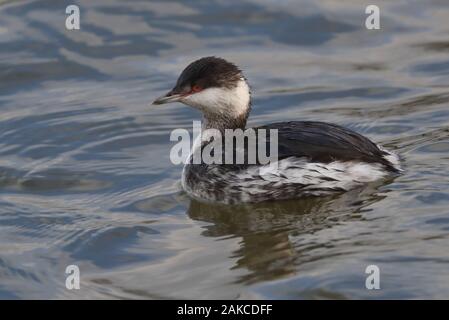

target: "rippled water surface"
[1,0,449,299]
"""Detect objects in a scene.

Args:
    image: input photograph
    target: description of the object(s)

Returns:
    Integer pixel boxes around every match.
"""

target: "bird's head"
[153,57,251,129]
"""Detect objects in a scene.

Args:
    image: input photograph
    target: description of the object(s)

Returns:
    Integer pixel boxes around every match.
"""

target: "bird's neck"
[201,79,251,132]
[202,111,249,133]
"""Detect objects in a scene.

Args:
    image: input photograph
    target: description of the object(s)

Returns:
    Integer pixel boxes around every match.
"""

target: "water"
[0,0,448,299]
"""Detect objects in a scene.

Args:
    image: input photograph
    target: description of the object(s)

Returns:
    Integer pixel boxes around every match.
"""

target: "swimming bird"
[153,57,401,204]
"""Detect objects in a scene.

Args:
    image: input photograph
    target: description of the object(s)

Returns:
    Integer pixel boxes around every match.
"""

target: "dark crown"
[175,56,243,91]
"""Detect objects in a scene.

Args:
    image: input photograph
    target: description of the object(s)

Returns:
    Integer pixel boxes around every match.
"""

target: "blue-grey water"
[0,0,448,299]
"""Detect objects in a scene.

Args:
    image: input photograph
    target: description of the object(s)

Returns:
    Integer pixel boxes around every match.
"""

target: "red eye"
[192,84,202,92]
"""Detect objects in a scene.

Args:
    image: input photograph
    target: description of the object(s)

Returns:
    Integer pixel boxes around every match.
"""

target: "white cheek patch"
[181,79,250,117]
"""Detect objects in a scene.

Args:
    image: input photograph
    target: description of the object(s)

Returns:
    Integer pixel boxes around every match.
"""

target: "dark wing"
[256,121,397,171]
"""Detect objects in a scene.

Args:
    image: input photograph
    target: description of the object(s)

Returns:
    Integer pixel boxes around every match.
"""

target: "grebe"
[153,57,401,204]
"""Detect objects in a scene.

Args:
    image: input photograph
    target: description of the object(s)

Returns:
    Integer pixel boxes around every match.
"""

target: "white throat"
[181,78,251,120]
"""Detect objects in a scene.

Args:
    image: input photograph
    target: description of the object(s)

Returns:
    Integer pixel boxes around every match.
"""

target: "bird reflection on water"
[186,179,391,284]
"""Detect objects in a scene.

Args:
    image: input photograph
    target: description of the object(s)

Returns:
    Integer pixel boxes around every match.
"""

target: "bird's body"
[181,121,400,204]
[153,57,401,204]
